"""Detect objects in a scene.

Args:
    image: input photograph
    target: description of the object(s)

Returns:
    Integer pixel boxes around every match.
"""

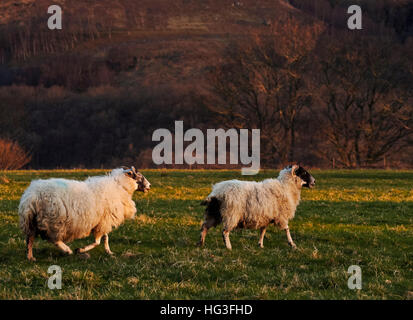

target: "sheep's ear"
[291,164,299,176]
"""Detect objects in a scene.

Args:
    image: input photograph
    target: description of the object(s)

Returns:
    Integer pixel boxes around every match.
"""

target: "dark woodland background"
[0,0,412,169]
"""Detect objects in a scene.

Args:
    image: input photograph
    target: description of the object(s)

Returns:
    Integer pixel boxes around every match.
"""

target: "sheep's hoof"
[289,242,297,250]
[258,243,264,248]
[106,251,115,256]
[27,256,36,262]
[78,252,90,260]
[74,248,82,254]
[197,241,204,247]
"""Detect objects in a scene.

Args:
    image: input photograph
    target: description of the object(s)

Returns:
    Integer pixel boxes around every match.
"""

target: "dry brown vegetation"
[0,139,31,170]
[0,0,411,168]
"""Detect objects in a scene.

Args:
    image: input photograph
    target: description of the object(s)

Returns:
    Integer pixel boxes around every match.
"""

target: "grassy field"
[0,169,412,300]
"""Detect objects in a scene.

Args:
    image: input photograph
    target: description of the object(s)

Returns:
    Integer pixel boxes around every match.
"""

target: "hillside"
[0,0,310,88]
[0,0,300,28]
[1,0,411,89]
[0,1,411,169]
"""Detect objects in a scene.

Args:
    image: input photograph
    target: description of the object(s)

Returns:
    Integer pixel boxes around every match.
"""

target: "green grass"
[0,169,412,299]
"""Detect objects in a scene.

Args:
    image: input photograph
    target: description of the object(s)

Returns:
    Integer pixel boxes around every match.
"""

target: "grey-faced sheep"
[198,165,315,250]
[18,167,151,261]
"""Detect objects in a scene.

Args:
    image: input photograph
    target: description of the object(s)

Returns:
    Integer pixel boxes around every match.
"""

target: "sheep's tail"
[201,197,222,224]
[18,193,38,236]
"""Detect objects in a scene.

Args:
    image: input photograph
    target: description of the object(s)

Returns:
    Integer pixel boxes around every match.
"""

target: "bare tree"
[209,17,323,165]
[0,139,31,170]
[315,34,413,168]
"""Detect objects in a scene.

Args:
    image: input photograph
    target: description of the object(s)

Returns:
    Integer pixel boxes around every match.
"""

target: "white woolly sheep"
[18,167,151,261]
[198,165,315,249]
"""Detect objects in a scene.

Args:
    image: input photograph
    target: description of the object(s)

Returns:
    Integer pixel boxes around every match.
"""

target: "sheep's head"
[123,166,151,193]
[290,164,315,188]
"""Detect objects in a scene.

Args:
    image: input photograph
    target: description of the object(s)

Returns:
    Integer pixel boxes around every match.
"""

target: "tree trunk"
[289,123,295,162]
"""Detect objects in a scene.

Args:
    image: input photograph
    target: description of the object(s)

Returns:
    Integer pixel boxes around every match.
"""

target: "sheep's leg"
[103,234,114,255]
[26,234,36,261]
[198,223,208,246]
[76,235,102,254]
[55,241,73,255]
[258,227,266,248]
[222,229,232,250]
[285,227,297,249]
[197,220,215,247]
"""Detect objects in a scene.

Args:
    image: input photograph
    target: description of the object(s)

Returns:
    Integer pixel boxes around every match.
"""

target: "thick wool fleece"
[18,169,137,242]
[205,167,304,231]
